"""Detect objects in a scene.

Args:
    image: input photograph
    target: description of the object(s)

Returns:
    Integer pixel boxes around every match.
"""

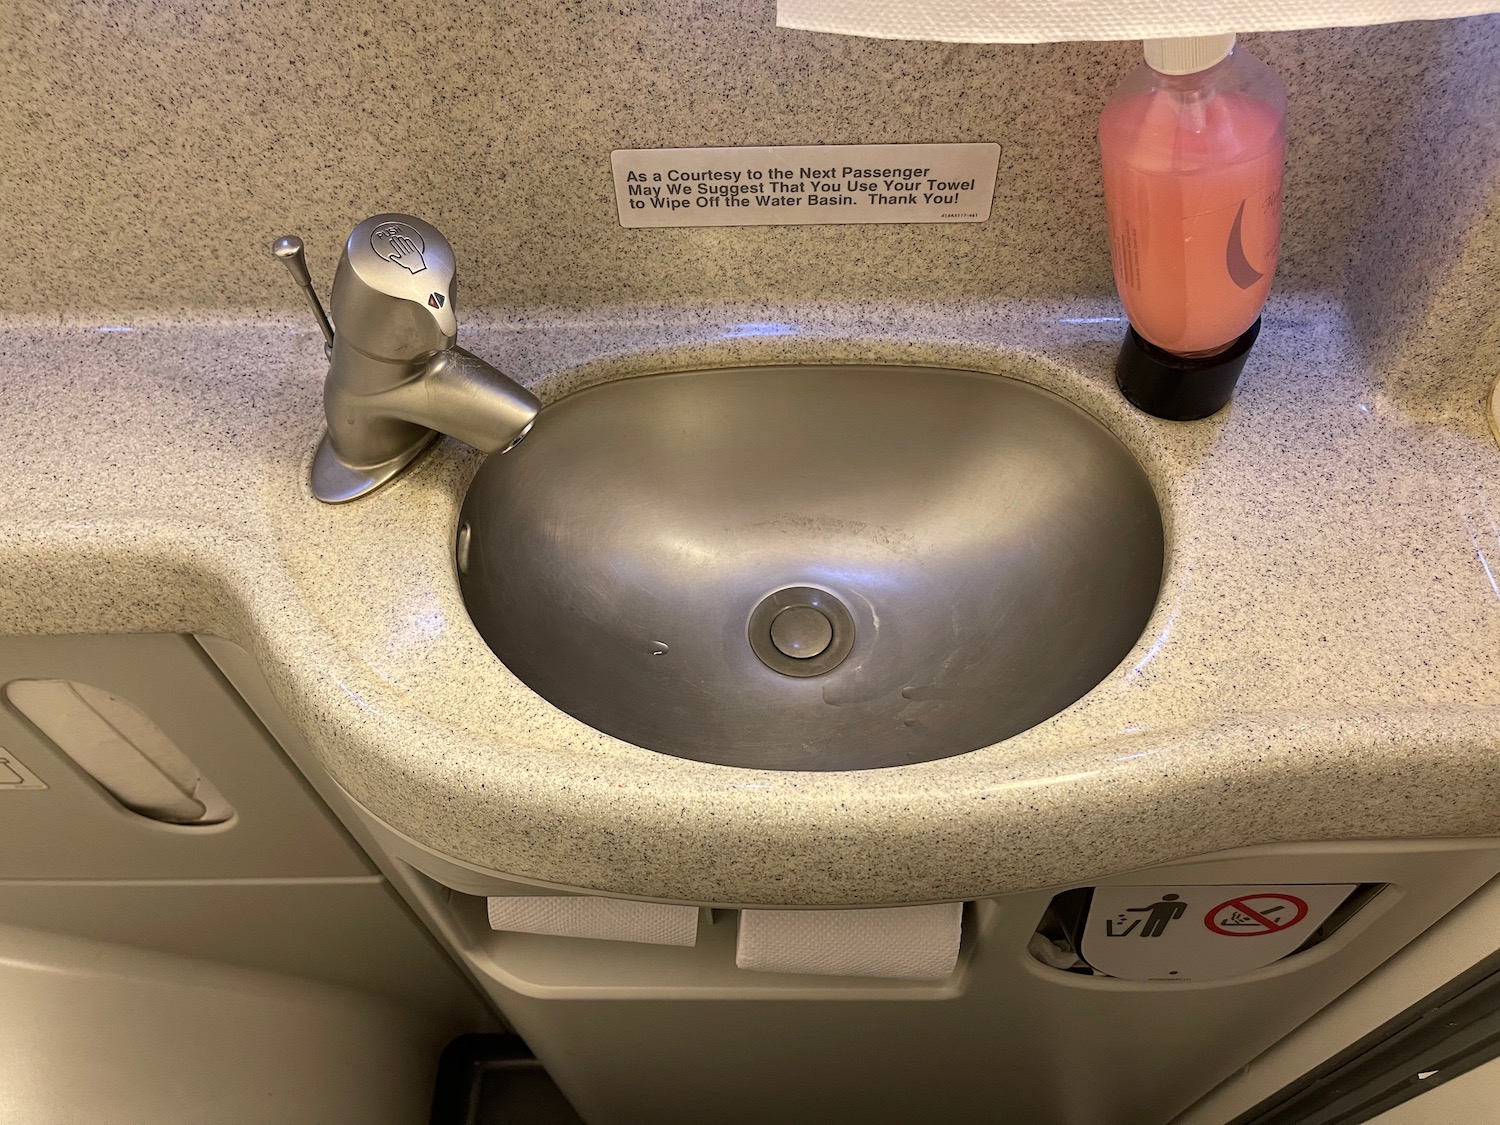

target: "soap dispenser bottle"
[1099,33,1287,419]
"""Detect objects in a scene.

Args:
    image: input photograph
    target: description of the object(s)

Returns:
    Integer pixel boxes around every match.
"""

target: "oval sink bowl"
[459,365,1164,771]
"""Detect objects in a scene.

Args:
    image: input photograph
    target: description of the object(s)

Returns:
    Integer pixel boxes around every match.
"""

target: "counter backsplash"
[4,2,1495,347]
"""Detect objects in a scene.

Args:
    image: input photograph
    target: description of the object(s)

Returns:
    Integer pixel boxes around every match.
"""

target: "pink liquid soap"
[1099,44,1286,358]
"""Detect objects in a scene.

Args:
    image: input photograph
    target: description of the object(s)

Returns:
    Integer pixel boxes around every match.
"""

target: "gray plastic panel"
[1176,874,1500,1124]
[1369,1057,1500,1123]
[0,921,458,1125]
[0,634,370,879]
[480,842,1500,1125]
[0,877,483,1014]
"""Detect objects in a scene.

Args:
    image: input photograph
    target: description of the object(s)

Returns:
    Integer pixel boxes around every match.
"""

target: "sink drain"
[748,587,855,677]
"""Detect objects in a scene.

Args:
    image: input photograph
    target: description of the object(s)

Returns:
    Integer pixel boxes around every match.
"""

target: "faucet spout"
[385,347,539,455]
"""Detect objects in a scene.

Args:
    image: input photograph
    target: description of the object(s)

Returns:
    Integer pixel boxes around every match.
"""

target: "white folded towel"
[736,903,962,979]
[487,896,699,946]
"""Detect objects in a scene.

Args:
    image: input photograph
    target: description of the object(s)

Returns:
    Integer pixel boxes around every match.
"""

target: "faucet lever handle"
[271,235,335,356]
[338,214,460,348]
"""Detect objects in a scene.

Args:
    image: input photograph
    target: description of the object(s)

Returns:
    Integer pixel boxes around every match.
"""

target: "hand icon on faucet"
[370,222,428,274]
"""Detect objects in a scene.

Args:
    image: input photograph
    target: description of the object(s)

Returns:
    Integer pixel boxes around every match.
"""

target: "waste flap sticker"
[1080,884,1358,982]
[1205,893,1309,936]
[0,746,46,790]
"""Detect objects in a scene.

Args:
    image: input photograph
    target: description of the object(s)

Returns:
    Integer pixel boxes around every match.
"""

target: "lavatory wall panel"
[2,1,1495,313]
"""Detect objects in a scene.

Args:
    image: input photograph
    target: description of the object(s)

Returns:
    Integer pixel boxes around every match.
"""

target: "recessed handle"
[6,680,234,825]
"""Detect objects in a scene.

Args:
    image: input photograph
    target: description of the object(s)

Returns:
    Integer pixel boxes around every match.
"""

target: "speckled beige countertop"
[4,298,1500,906]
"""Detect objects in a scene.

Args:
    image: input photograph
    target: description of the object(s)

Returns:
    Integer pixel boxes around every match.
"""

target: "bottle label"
[1111,215,1143,293]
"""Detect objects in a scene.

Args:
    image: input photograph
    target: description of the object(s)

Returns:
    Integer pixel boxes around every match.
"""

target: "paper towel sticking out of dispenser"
[5,680,234,825]
[736,903,963,980]
[776,0,1500,43]
[487,895,701,946]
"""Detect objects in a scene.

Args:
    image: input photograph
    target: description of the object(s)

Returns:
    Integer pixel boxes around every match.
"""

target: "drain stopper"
[770,606,834,659]
[748,587,855,677]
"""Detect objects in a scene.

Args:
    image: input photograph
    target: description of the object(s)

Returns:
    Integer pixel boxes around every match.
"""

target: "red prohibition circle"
[1204,894,1309,936]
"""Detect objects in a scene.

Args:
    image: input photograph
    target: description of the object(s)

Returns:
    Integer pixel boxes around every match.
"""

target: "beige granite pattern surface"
[1343,16,1500,421]
[4,300,1500,905]
[3,0,1495,315]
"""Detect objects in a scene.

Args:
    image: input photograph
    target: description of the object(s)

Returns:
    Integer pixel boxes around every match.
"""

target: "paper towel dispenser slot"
[5,679,235,826]
[1029,884,1384,983]
[409,874,966,1000]
[484,893,965,981]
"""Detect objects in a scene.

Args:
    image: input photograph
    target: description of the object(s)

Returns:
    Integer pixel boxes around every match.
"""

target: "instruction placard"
[611,143,1000,228]
[1079,884,1359,982]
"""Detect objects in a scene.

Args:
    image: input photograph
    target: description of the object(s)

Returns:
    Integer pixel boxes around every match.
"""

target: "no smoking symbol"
[1205,893,1308,937]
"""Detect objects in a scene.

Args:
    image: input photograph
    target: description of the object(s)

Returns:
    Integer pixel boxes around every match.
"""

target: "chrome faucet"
[272,214,540,503]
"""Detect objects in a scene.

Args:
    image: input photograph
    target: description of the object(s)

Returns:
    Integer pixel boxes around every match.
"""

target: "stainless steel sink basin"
[458,365,1164,771]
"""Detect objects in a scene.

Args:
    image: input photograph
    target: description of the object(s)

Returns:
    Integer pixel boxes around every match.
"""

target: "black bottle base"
[1114,318,1261,421]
